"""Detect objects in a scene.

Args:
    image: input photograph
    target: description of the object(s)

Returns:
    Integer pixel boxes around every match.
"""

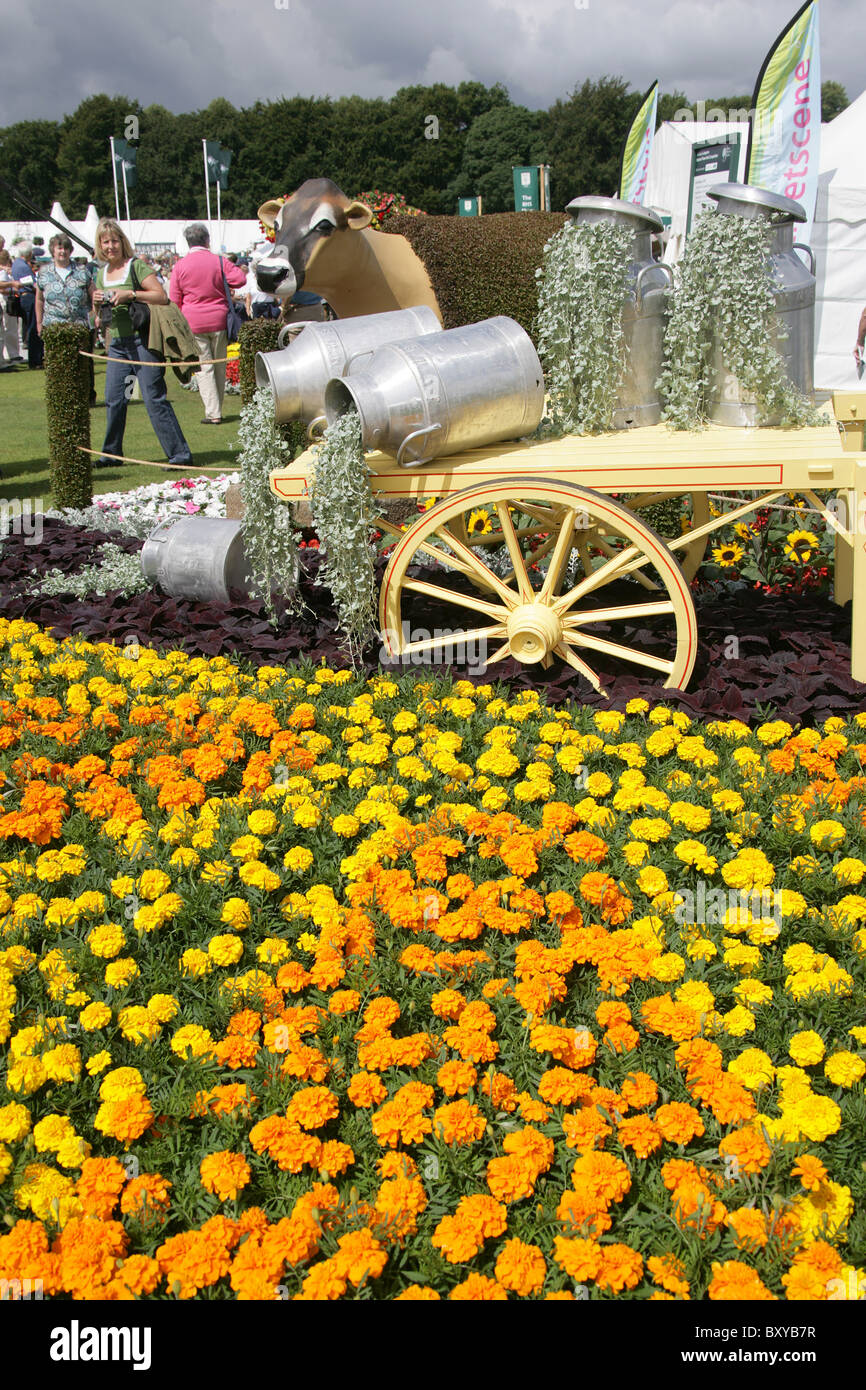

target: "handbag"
[220,258,242,344]
[4,293,22,318]
[128,262,151,337]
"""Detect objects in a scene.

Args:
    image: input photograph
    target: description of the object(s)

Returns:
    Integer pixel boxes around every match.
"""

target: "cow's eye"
[314,220,334,235]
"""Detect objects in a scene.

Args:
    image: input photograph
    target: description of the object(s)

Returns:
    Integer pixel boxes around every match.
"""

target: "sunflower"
[467,508,493,535]
[733,522,751,541]
[711,542,744,567]
[784,530,820,564]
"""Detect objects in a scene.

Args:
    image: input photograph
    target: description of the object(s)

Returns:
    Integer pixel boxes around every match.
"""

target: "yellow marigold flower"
[833,858,866,886]
[0,1101,31,1142]
[80,1002,112,1031]
[181,948,212,977]
[733,978,773,1007]
[208,934,244,967]
[33,1114,76,1152]
[810,820,846,851]
[720,1005,755,1037]
[105,958,139,989]
[728,1049,775,1090]
[789,1031,825,1066]
[201,860,233,885]
[118,1005,161,1044]
[5,1055,47,1095]
[621,840,649,867]
[42,1044,81,1083]
[136,869,171,900]
[630,817,671,843]
[86,1051,112,1076]
[721,848,775,891]
[824,1051,865,1087]
[283,847,314,873]
[86,923,126,959]
[238,860,282,891]
[792,1181,853,1243]
[331,814,360,837]
[171,1025,215,1060]
[293,804,321,830]
[221,897,251,929]
[247,809,277,836]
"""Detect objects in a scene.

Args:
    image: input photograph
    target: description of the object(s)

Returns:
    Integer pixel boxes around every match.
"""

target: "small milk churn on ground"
[705,182,816,427]
[565,195,673,429]
[322,316,544,466]
[255,306,442,426]
[141,517,257,604]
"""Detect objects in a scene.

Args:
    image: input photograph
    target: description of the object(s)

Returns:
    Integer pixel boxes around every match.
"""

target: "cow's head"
[255,178,373,299]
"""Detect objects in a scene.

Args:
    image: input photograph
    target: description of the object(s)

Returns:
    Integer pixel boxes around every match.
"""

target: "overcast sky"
[1,0,862,128]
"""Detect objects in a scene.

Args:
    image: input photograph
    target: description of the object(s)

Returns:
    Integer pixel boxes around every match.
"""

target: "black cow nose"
[256,264,288,292]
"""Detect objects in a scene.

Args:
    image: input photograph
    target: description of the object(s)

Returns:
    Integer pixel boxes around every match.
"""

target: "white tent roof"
[0,214,263,257]
[644,122,749,263]
[813,90,866,390]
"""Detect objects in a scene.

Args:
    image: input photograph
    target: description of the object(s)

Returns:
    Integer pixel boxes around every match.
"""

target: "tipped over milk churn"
[141,517,257,604]
[705,182,816,427]
[565,196,673,428]
[254,306,442,426]
[323,317,544,466]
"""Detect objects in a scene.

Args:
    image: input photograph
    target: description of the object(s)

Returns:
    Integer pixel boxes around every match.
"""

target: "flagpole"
[216,179,221,240]
[203,139,212,224]
[110,137,121,222]
[121,158,131,223]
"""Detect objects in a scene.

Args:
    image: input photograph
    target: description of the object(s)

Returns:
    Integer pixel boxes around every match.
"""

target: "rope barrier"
[77,446,236,473]
[79,350,234,366]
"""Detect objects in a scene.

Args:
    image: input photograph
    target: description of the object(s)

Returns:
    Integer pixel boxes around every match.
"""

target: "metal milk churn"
[705,182,816,427]
[254,306,441,425]
[322,317,545,466]
[565,196,673,428]
[140,517,260,604]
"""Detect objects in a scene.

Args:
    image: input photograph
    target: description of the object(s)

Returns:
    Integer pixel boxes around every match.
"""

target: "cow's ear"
[257,199,283,229]
[343,200,373,231]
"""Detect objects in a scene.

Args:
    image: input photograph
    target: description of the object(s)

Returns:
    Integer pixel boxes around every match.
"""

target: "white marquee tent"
[644,120,749,263]
[0,213,262,257]
[812,89,866,390]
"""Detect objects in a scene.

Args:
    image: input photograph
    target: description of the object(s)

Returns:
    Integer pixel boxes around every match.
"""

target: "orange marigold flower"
[596,1243,643,1293]
[562,1108,612,1153]
[538,1068,595,1107]
[708,1259,776,1301]
[200,1150,251,1202]
[482,1071,519,1112]
[620,1072,659,1110]
[285,1086,340,1131]
[93,1095,154,1147]
[494,1237,546,1295]
[450,1272,508,1300]
[76,1157,126,1219]
[328,989,361,1016]
[648,1252,690,1298]
[617,1113,663,1159]
[553,1235,602,1283]
[726,1206,769,1251]
[655,1102,705,1145]
[791,1155,828,1191]
[394,1285,441,1300]
[719,1126,772,1176]
[347,1071,387,1108]
[120,1173,172,1226]
[332,1228,387,1286]
[565,831,609,865]
[434,1099,486,1146]
[436,1059,477,1096]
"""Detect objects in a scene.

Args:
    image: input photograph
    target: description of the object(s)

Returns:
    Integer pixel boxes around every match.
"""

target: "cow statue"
[255,178,443,323]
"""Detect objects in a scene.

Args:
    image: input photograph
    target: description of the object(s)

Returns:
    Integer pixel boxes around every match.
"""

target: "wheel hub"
[506,602,562,663]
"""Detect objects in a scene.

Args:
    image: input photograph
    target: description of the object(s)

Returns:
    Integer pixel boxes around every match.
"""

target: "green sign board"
[686,136,741,234]
[458,197,481,216]
[513,166,540,212]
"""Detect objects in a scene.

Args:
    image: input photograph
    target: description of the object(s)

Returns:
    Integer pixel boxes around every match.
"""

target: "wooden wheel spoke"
[431,524,522,604]
[403,578,509,621]
[399,625,506,659]
[494,501,534,601]
[553,641,607,695]
[564,599,675,625]
[539,508,577,600]
[484,640,512,665]
[564,629,675,676]
[556,542,642,611]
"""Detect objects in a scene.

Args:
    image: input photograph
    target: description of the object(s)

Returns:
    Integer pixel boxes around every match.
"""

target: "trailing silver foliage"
[33,544,149,598]
[309,408,377,667]
[658,211,821,430]
[535,221,634,435]
[237,386,304,624]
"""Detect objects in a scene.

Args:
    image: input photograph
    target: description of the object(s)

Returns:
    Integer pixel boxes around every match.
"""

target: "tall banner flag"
[205,141,232,191]
[113,138,137,190]
[619,81,658,205]
[746,0,821,235]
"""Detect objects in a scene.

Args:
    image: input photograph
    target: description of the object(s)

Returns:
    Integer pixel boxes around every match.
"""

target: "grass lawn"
[0,358,241,506]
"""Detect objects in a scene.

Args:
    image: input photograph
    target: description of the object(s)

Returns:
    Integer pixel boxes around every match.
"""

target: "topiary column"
[43,323,92,508]
[238,319,305,455]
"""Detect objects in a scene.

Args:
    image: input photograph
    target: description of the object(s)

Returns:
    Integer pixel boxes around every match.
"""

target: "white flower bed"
[45,473,241,540]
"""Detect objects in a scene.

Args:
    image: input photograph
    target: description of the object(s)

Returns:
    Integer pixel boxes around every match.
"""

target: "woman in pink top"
[170,224,247,423]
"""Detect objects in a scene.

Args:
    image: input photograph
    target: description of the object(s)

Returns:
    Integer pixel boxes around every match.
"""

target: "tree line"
[0,79,849,224]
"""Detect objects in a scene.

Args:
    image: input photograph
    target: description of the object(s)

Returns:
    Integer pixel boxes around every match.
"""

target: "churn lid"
[706,182,807,223]
[565,195,664,234]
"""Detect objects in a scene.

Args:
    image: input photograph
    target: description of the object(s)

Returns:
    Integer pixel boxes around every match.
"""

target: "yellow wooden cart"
[270,394,866,696]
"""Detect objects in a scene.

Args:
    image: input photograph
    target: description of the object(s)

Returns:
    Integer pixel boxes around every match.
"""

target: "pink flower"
[185,501,199,514]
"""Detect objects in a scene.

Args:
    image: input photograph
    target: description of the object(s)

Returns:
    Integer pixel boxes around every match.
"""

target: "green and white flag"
[619,81,658,205]
[205,141,232,190]
[113,137,137,190]
[746,0,821,230]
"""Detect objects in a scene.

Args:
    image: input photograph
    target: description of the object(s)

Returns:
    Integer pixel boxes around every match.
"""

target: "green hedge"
[43,323,92,509]
[383,212,566,342]
[238,319,306,456]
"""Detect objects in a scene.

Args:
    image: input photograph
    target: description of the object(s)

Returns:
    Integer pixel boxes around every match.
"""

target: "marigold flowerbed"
[0,617,864,1301]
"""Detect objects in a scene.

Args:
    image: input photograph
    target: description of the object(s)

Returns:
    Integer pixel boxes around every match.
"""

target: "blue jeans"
[101,335,192,466]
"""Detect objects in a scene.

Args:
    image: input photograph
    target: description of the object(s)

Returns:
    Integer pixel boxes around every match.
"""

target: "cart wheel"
[380,479,698,694]
[621,491,710,582]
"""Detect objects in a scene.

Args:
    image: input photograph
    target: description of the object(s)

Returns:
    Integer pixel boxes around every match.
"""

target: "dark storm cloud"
[0,0,861,127]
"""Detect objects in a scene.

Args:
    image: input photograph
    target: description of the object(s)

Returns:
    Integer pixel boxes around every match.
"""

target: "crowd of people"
[0,223,303,468]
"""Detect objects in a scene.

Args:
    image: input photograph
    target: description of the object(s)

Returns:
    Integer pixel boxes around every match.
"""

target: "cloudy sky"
[2,0,862,127]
